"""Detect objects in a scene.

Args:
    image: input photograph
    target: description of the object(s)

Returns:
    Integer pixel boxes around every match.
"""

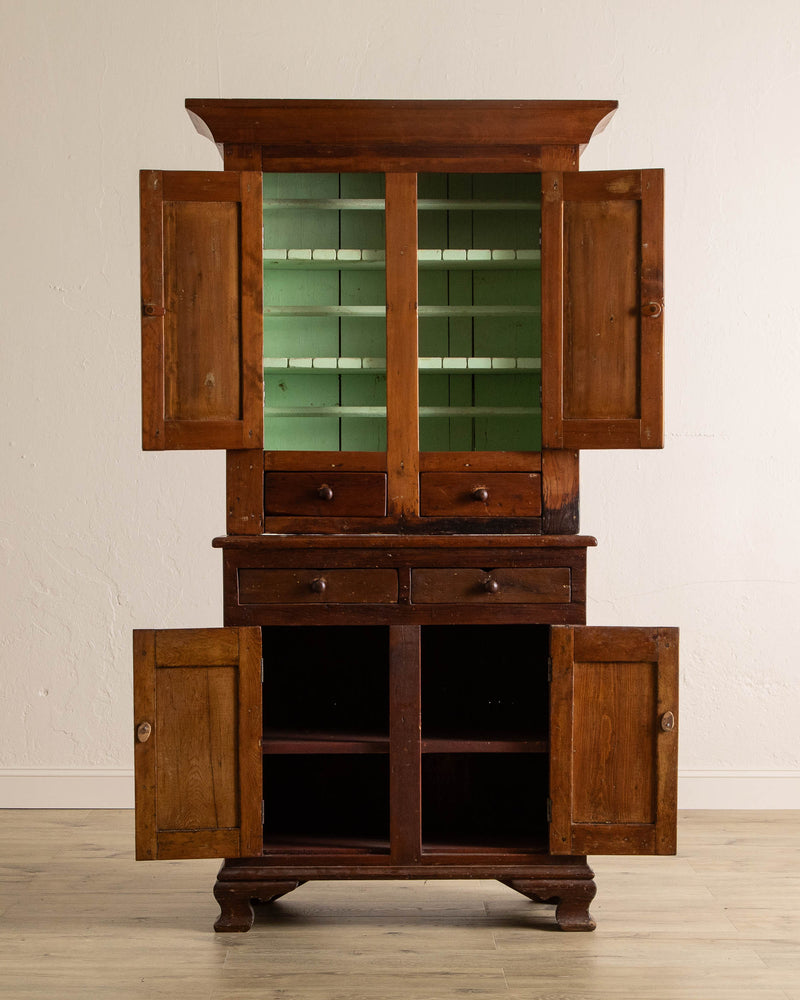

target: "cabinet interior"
[262,171,542,455]
[260,623,549,857]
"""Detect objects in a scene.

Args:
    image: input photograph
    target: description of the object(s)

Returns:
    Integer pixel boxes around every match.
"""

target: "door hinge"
[539,382,543,406]
[261,800,265,826]
[547,656,552,682]
[261,657,264,684]
[546,797,552,823]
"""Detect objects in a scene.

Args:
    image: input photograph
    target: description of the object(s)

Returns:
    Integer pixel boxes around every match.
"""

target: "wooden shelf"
[262,198,540,211]
[263,356,542,372]
[263,731,389,754]
[422,736,547,754]
[264,305,540,318]
[263,248,541,269]
[263,406,541,418]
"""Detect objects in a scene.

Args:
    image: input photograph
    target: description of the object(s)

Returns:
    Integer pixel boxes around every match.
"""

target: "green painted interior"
[262,172,541,454]
[263,173,387,451]
[418,173,542,452]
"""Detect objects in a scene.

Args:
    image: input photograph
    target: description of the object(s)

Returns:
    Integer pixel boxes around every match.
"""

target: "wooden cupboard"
[134,99,677,932]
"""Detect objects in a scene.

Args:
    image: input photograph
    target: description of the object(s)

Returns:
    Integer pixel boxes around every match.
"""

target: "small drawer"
[412,568,570,604]
[238,569,398,604]
[265,472,387,517]
[419,473,541,517]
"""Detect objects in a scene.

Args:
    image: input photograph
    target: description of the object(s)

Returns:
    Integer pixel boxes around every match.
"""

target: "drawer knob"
[310,577,327,594]
[660,711,676,732]
[136,721,152,743]
[317,484,334,501]
[472,487,489,503]
[483,577,500,594]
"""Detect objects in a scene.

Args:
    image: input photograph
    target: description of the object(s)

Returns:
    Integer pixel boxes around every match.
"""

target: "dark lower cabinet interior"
[421,753,549,853]
[260,623,549,857]
[263,754,390,855]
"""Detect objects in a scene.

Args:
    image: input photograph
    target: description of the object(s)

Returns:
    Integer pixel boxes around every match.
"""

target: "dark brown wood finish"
[542,450,579,534]
[227,450,264,535]
[541,170,664,449]
[385,172,420,520]
[264,472,387,517]
[140,170,263,451]
[133,627,262,861]
[389,626,422,864]
[549,626,678,856]
[135,100,675,935]
[186,99,617,164]
[420,473,542,518]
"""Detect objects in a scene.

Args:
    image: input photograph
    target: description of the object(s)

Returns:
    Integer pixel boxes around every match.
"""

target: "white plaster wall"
[1,0,798,807]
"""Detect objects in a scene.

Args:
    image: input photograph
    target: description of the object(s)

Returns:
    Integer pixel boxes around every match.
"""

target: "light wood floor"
[0,810,798,999]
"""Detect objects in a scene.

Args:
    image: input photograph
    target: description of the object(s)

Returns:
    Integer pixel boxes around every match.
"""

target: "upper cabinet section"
[541,170,664,449]
[140,170,263,450]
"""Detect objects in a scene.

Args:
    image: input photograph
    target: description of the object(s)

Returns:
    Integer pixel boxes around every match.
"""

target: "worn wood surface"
[238,568,399,604]
[186,99,617,159]
[549,625,678,856]
[385,173,419,519]
[389,626,422,865]
[264,472,387,517]
[542,449,579,533]
[541,169,664,449]
[132,627,262,861]
[226,450,264,535]
[411,568,570,604]
[420,473,542,517]
[139,170,263,450]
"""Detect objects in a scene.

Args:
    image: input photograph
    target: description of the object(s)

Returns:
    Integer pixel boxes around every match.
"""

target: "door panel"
[140,170,263,450]
[541,170,664,449]
[133,627,262,860]
[549,625,678,855]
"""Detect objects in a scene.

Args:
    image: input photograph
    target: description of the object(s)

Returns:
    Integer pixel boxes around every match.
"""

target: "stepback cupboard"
[134,99,678,933]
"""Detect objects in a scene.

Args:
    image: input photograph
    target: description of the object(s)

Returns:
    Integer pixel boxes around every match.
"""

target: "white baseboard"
[1,769,799,810]
[677,770,800,809]
[0,769,134,808]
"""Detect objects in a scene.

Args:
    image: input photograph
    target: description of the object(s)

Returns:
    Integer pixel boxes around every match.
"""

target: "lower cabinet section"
[133,620,678,932]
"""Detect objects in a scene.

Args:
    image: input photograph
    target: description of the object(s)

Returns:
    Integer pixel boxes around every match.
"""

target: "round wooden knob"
[136,722,152,743]
[660,711,676,732]
[310,577,327,594]
[317,484,334,501]
[483,577,500,594]
[642,301,663,318]
[472,487,489,503]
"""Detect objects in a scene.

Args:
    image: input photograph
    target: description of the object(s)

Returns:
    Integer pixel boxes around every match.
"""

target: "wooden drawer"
[419,473,542,517]
[264,472,387,517]
[412,568,570,604]
[238,569,398,604]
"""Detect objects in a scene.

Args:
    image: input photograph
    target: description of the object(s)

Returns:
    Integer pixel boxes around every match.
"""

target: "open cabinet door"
[140,170,263,450]
[541,170,664,449]
[133,627,262,860]
[549,625,678,855]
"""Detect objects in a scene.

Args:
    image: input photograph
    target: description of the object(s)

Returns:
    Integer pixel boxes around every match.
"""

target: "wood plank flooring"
[0,810,798,999]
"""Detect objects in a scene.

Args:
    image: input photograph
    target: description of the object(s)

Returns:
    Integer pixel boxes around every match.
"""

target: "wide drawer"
[412,568,571,604]
[419,473,542,517]
[238,568,398,604]
[264,472,387,517]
